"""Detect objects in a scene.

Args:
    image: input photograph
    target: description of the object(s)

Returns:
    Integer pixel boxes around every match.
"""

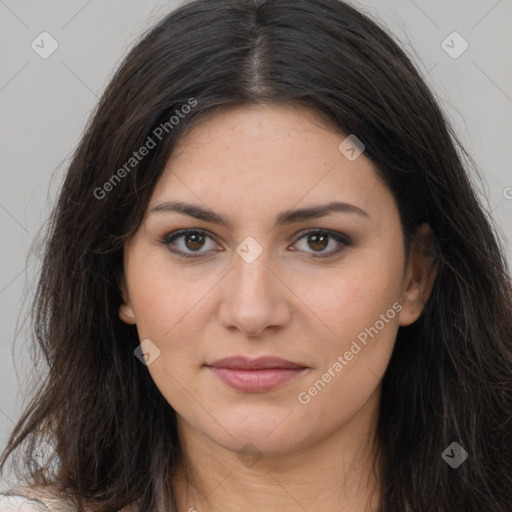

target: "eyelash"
[161,229,352,260]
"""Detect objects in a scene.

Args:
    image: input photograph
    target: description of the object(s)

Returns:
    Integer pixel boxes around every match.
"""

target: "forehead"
[151,104,395,223]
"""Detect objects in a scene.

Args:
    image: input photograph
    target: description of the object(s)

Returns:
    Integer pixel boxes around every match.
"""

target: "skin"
[119,104,436,512]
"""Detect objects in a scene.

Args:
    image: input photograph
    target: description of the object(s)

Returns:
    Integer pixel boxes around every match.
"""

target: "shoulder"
[0,484,78,512]
[0,485,138,512]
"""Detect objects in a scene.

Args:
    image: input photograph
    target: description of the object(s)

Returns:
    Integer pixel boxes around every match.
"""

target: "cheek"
[294,256,403,351]
[127,251,212,338]
[127,257,226,402]
[291,246,404,407]
[295,289,400,432]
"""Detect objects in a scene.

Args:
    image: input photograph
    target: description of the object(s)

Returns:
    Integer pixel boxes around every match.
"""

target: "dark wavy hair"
[1,0,511,510]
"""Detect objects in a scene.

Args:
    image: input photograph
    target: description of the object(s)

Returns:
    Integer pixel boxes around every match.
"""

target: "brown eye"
[162,229,220,258]
[184,232,206,251]
[306,233,329,251]
[293,229,351,258]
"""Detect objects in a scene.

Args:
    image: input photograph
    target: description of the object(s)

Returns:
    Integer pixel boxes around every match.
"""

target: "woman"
[1,0,511,511]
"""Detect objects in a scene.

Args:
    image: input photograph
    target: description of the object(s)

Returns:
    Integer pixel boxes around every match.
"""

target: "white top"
[0,486,77,512]
[1,485,415,511]
[0,486,138,512]
[0,494,50,511]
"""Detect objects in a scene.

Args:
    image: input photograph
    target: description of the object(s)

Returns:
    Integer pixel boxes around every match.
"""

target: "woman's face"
[120,104,429,457]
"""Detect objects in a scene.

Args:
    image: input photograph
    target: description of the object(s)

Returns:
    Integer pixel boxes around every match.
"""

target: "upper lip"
[206,356,307,370]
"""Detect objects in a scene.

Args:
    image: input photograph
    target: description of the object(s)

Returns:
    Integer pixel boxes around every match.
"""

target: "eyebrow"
[149,200,369,229]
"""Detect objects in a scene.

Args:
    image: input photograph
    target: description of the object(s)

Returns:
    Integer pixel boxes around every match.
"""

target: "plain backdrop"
[1,0,511,489]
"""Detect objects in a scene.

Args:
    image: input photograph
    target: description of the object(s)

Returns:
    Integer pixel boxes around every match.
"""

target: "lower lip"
[207,367,306,392]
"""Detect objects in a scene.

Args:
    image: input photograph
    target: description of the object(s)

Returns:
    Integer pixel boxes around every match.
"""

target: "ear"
[398,223,438,326]
[118,276,136,325]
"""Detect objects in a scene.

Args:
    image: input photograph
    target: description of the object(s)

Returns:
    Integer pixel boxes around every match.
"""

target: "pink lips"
[206,356,307,393]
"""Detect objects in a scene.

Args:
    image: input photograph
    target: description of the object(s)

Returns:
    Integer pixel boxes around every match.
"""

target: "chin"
[221,430,304,459]
[204,409,315,457]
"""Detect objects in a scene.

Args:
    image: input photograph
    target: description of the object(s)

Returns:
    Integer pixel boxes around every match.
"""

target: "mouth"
[205,356,308,393]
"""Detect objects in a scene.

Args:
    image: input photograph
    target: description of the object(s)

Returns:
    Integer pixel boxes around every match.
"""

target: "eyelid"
[161,228,352,259]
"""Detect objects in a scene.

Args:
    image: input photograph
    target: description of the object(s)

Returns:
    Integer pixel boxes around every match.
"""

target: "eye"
[291,229,351,258]
[161,229,220,258]
[161,228,351,260]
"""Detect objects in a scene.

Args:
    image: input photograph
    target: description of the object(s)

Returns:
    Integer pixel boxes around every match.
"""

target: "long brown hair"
[1,0,511,510]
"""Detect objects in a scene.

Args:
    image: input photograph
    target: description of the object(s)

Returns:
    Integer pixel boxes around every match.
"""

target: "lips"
[208,356,305,370]
[205,356,308,392]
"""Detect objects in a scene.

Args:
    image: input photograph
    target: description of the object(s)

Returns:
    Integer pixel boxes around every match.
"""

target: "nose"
[217,248,291,338]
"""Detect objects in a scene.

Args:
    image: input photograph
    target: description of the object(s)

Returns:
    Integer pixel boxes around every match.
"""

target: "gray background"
[1,0,511,489]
